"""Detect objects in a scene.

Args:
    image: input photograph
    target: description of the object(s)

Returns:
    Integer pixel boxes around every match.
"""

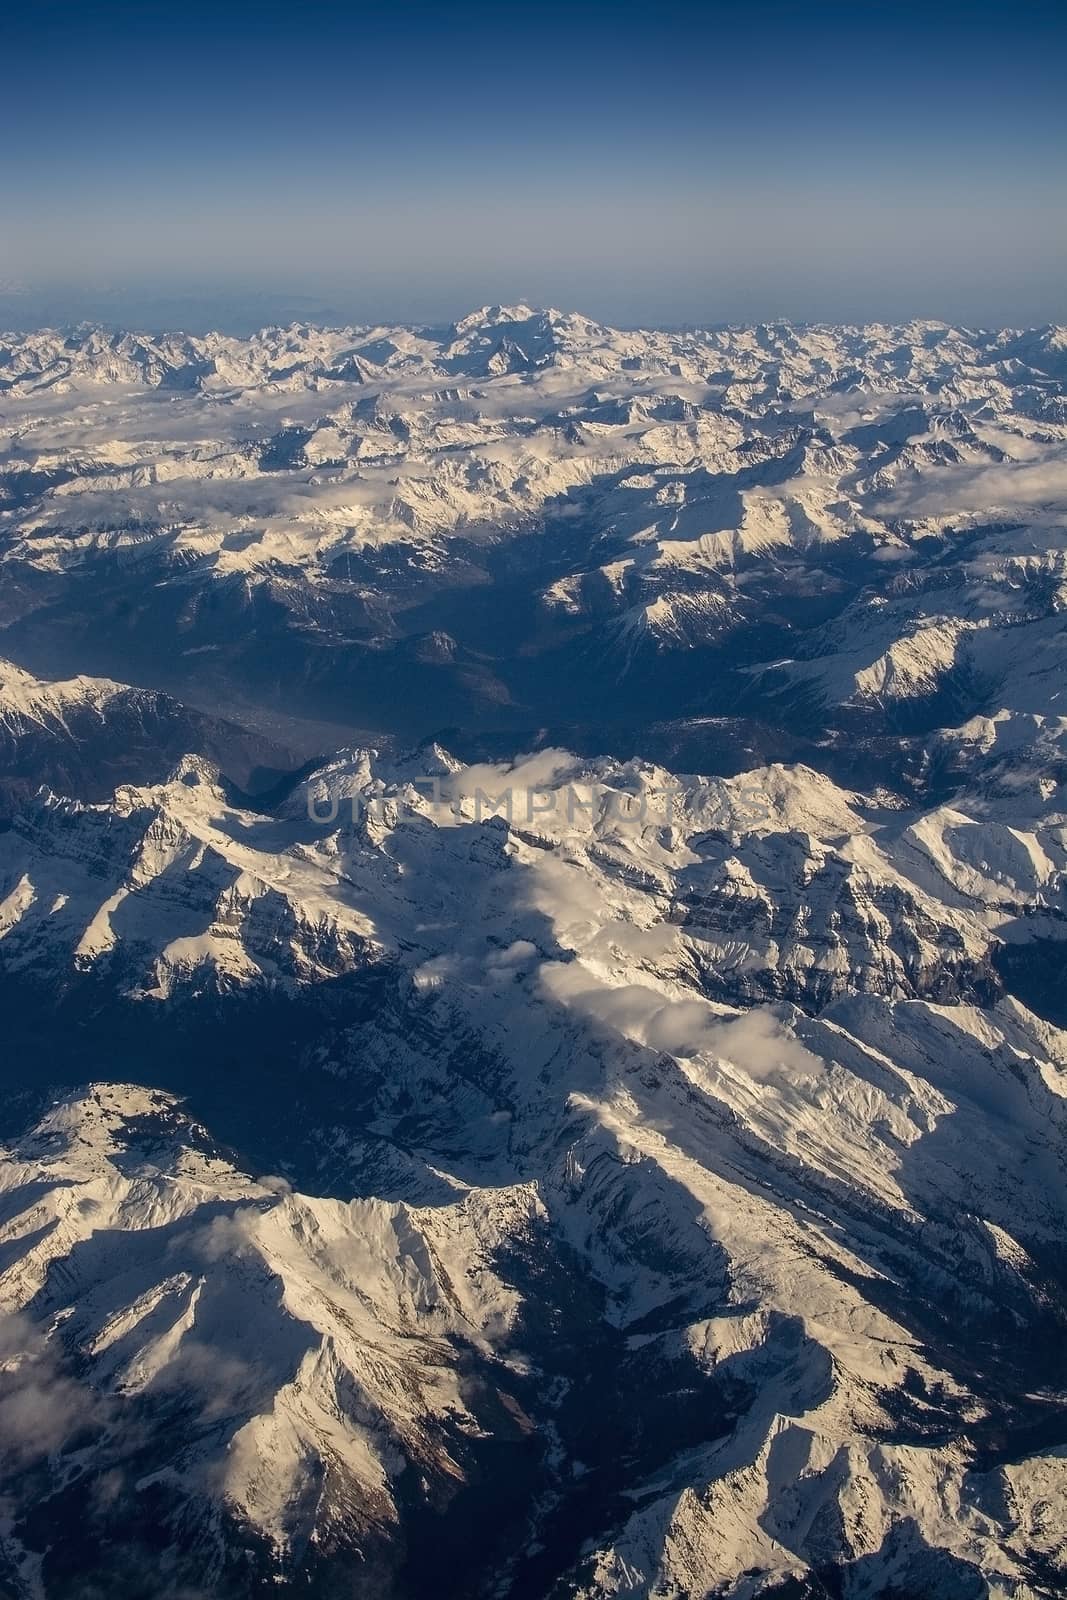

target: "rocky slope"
[0,742,1066,1596]
[0,657,298,814]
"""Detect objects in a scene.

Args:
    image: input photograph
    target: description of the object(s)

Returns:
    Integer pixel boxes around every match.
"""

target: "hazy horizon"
[4,0,1066,330]
[2,283,1066,338]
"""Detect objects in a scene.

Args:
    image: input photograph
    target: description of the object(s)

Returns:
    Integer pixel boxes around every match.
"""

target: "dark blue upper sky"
[4,0,1065,326]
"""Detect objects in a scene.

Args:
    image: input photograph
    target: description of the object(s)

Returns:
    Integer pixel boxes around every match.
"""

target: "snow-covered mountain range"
[3,308,1067,747]
[1,311,1066,1599]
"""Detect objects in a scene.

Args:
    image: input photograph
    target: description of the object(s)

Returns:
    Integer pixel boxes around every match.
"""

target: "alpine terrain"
[1,307,1066,1600]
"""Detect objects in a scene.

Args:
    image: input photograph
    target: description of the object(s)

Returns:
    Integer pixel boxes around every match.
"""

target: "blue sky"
[3,0,1065,326]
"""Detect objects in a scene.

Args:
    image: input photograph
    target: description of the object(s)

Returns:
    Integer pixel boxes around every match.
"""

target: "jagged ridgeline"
[1,310,1066,756]
[1,309,1066,1599]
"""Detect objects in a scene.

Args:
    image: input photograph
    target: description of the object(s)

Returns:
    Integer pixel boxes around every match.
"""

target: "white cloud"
[444,749,579,813]
[888,457,1067,520]
[0,1312,105,1464]
[540,960,823,1082]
